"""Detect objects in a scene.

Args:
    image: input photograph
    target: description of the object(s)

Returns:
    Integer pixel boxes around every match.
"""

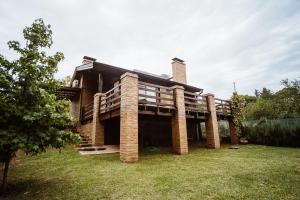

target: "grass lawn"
[1,144,300,200]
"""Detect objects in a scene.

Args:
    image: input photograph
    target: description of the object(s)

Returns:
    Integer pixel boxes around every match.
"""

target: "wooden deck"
[80,81,232,122]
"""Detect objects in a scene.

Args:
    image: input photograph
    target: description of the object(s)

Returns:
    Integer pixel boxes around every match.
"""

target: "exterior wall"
[205,94,220,149]
[139,115,172,147]
[70,95,81,121]
[104,117,120,145]
[172,60,187,84]
[120,72,139,162]
[81,74,96,106]
[91,93,105,146]
[79,122,93,138]
[171,85,188,154]
[187,119,201,143]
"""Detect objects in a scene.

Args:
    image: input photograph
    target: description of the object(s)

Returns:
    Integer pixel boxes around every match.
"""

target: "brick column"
[204,94,220,149]
[120,72,139,162]
[171,85,188,154]
[91,93,105,146]
[229,119,239,145]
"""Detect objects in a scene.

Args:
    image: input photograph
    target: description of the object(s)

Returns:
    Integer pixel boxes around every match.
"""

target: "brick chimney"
[172,57,187,84]
[82,56,96,64]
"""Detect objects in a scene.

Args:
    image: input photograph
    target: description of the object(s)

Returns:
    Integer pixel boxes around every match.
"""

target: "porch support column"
[204,94,220,149]
[91,93,105,146]
[171,85,188,154]
[120,72,139,162]
[229,119,239,145]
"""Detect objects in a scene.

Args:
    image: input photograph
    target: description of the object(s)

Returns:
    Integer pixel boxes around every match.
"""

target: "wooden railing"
[138,81,175,108]
[184,91,208,113]
[95,79,232,117]
[99,83,122,114]
[81,101,94,121]
[215,98,232,116]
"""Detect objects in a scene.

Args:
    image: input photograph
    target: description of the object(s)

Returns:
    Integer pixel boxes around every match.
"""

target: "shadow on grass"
[0,178,62,199]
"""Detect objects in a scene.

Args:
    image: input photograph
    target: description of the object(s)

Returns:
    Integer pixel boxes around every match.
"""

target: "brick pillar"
[229,119,239,145]
[171,85,188,154]
[205,94,220,149]
[120,72,139,162]
[91,93,105,146]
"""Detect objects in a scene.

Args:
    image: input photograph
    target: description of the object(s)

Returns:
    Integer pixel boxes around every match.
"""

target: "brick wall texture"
[120,73,139,162]
[172,60,187,84]
[205,94,221,149]
[91,93,104,146]
[171,86,188,154]
[79,122,93,138]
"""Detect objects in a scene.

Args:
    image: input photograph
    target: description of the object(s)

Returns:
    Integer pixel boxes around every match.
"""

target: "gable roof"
[71,60,203,93]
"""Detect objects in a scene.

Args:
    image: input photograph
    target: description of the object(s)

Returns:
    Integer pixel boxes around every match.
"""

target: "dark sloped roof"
[71,60,203,93]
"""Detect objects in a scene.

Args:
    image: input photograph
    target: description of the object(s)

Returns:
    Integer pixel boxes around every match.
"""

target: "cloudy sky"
[1,0,300,98]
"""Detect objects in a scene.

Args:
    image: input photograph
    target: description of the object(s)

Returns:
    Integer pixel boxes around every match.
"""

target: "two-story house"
[59,56,238,162]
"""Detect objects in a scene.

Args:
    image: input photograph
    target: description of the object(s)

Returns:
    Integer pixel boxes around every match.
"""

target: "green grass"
[1,145,300,200]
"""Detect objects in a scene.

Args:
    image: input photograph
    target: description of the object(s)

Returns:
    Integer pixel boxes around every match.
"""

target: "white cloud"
[0,0,299,98]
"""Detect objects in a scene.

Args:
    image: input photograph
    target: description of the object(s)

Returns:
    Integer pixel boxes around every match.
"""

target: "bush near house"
[238,78,300,147]
[242,118,300,147]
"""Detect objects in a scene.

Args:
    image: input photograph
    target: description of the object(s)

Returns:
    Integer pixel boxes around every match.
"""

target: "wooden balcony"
[80,81,232,122]
[215,98,232,119]
[138,81,175,116]
[184,91,209,119]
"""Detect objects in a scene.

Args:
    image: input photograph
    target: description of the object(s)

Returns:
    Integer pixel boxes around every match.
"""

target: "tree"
[61,75,72,86]
[230,92,245,135]
[0,19,80,192]
[244,99,278,120]
[244,78,300,120]
[239,94,257,106]
[259,88,273,100]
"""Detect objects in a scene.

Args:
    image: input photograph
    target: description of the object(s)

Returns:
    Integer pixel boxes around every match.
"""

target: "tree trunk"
[1,160,10,194]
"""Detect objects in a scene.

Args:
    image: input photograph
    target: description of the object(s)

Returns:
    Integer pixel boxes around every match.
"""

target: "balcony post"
[204,94,220,149]
[120,72,139,162]
[171,85,188,154]
[91,93,105,146]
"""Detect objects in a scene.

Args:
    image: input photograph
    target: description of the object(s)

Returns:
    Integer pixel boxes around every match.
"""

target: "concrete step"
[81,139,92,142]
[78,143,93,148]
[77,146,106,151]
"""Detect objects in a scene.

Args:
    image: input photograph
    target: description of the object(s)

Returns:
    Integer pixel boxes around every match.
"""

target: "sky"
[1,0,300,98]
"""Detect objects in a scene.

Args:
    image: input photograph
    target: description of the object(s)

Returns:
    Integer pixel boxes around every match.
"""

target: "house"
[59,56,238,162]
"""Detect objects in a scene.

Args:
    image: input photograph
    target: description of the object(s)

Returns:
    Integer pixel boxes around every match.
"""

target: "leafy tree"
[275,78,300,118]
[230,92,245,134]
[244,99,278,120]
[244,78,300,120]
[239,94,257,106]
[61,75,72,87]
[259,88,273,100]
[0,19,80,192]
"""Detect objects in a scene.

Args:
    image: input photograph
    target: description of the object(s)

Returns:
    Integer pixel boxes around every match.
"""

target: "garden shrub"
[243,118,300,147]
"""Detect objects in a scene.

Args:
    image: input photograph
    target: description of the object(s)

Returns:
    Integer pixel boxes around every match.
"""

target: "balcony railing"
[215,98,232,116]
[138,81,175,108]
[184,91,208,113]
[84,80,232,118]
[99,82,122,114]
